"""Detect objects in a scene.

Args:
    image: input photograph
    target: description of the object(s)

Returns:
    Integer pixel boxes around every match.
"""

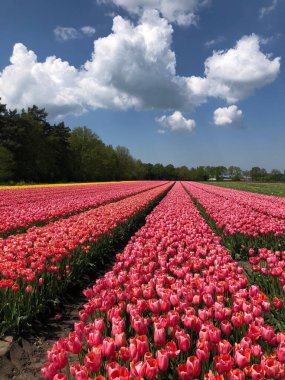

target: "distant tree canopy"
[0,100,284,183]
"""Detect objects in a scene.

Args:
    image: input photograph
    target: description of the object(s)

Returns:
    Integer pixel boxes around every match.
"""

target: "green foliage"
[1,99,285,184]
[0,145,15,181]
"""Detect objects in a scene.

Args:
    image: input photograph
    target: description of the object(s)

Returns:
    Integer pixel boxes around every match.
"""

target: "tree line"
[0,102,284,183]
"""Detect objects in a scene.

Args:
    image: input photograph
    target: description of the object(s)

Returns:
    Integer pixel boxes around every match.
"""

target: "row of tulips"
[183,182,285,255]
[187,183,285,221]
[246,247,285,302]
[42,182,285,379]
[182,182,285,305]
[0,182,172,335]
[0,181,167,234]
[183,182,285,238]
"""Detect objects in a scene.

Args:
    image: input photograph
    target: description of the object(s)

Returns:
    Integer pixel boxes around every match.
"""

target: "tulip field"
[0,181,166,235]
[0,181,171,335]
[1,181,285,379]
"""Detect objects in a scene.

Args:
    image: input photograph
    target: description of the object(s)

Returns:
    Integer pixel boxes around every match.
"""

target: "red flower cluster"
[42,182,285,379]
[0,183,171,334]
[0,181,167,233]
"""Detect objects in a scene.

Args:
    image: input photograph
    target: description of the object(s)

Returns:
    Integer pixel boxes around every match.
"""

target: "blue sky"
[0,0,284,171]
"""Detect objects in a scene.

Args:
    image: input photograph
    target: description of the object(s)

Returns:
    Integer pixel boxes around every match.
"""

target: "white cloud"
[81,26,96,36]
[213,105,243,128]
[156,111,196,133]
[54,26,96,42]
[188,34,281,103]
[259,0,278,19]
[157,129,166,134]
[100,0,209,26]
[0,14,281,119]
[205,36,225,48]
[260,33,281,45]
[54,27,80,42]
[0,43,83,118]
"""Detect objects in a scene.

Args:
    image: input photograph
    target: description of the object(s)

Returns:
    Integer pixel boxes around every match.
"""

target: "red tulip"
[102,337,116,357]
[178,363,190,380]
[145,358,158,380]
[156,349,169,371]
[176,331,191,352]
[119,347,130,363]
[84,350,102,373]
[234,348,251,368]
[186,355,201,378]
[218,340,232,355]
[214,354,234,374]
[272,297,284,309]
[221,320,232,336]
[277,342,285,362]
[263,357,281,378]
[228,368,245,380]
[154,327,166,347]
[250,364,265,380]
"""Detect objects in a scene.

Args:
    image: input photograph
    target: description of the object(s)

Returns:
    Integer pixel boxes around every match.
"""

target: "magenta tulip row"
[0,181,167,233]
[42,182,285,380]
[183,182,285,237]
[187,182,285,220]
[0,183,171,301]
[248,247,285,296]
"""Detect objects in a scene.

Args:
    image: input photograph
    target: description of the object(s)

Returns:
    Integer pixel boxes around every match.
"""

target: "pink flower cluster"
[0,183,171,293]
[249,247,285,295]
[184,182,285,237]
[190,182,285,220]
[42,182,285,379]
[0,181,167,233]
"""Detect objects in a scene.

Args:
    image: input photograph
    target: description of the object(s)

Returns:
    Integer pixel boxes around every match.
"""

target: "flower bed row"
[42,182,285,379]
[183,182,285,238]
[0,182,172,335]
[246,247,285,301]
[0,181,167,234]
[183,182,285,255]
[189,182,285,220]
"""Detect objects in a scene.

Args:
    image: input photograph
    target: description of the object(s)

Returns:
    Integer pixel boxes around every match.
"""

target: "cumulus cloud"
[100,0,209,26]
[188,34,281,103]
[259,0,278,19]
[54,25,96,42]
[213,105,243,128]
[156,111,196,133]
[0,12,281,119]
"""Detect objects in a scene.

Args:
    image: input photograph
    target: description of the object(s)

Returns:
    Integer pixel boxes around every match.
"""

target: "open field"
[205,181,285,197]
[1,180,285,379]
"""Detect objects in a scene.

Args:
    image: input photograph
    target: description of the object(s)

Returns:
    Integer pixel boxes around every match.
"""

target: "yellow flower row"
[0,181,136,190]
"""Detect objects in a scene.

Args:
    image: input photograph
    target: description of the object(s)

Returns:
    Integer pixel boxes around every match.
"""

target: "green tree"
[228,166,242,180]
[176,166,191,180]
[115,146,137,180]
[270,169,282,182]
[0,146,15,181]
[250,167,267,181]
